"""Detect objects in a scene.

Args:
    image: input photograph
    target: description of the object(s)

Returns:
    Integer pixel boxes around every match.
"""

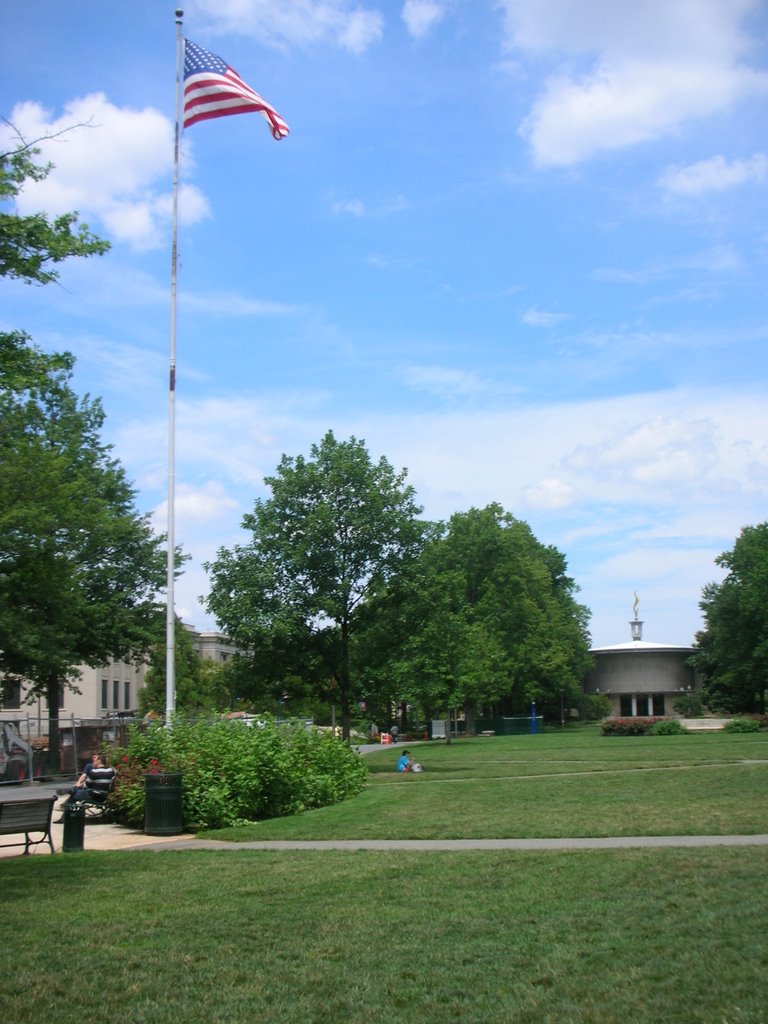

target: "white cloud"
[565,415,720,491]
[497,0,768,165]
[180,290,300,316]
[497,0,758,60]
[522,478,578,509]
[331,197,367,216]
[366,252,416,269]
[363,388,768,522]
[659,153,768,196]
[175,393,333,487]
[522,307,569,327]
[329,193,408,217]
[66,334,167,398]
[1,96,209,249]
[121,382,767,643]
[400,364,489,399]
[593,244,743,284]
[153,481,240,531]
[588,548,719,588]
[339,7,385,52]
[579,546,721,645]
[189,0,384,53]
[402,0,445,38]
[521,59,763,167]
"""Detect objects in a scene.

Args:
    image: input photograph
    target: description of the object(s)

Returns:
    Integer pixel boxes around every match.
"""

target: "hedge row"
[602,715,767,736]
[601,717,686,736]
[723,717,761,733]
[107,716,369,831]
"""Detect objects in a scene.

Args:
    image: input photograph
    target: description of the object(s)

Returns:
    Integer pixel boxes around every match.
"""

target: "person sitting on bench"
[56,753,117,820]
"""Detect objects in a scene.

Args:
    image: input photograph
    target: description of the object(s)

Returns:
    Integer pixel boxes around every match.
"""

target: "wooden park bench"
[0,795,56,855]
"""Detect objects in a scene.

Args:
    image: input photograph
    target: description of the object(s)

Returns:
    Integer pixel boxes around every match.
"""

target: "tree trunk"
[397,701,406,737]
[464,700,477,737]
[46,672,61,774]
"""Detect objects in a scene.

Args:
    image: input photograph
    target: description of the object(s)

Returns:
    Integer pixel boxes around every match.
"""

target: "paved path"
[124,834,768,853]
[3,792,767,858]
[3,762,768,858]
[4,804,767,858]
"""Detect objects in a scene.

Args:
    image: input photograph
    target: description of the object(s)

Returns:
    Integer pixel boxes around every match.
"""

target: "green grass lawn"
[2,847,767,1023]
[2,727,767,1024]
[205,729,768,841]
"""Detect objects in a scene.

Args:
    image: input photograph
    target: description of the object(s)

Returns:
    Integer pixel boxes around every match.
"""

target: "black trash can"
[144,772,183,836]
[62,802,86,853]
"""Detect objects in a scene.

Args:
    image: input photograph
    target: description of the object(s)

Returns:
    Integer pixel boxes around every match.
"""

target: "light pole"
[678,685,693,716]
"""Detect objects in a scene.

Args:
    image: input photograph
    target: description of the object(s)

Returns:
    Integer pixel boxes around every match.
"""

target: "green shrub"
[671,692,704,717]
[601,717,666,736]
[723,717,760,733]
[605,716,690,737]
[651,719,689,736]
[109,715,368,830]
[580,693,612,721]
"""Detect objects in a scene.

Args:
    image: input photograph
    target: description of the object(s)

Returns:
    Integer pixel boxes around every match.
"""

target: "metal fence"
[0,715,134,783]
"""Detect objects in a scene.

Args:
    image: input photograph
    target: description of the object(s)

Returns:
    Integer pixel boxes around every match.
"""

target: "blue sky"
[2,0,767,647]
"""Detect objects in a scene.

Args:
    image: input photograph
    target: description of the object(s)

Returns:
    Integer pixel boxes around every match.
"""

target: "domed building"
[585,597,699,718]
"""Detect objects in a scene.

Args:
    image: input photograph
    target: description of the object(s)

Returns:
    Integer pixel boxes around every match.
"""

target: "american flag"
[183,39,289,139]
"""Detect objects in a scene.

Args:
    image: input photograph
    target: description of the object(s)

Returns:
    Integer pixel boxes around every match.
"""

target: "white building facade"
[0,624,234,726]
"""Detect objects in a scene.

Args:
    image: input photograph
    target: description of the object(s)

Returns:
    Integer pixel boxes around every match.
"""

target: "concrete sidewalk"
[4,817,768,858]
[125,834,768,853]
[0,786,197,858]
[2,798,767,859]
[3,776,767,858]
[0,812,198,858]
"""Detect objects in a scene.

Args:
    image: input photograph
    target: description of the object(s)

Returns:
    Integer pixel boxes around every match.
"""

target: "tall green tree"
[1,139,109,283]
[205,431,426,739]
[0,141,165,768]
[363,505,592,728]
[138,620,232,716]
[0,334,167,765]
[693,523,768,713]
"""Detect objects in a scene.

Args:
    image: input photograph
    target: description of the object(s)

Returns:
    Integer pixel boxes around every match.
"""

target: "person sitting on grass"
[396,749,413,772]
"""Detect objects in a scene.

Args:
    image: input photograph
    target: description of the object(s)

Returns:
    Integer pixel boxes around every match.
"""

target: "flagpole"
[166,8,184,722]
